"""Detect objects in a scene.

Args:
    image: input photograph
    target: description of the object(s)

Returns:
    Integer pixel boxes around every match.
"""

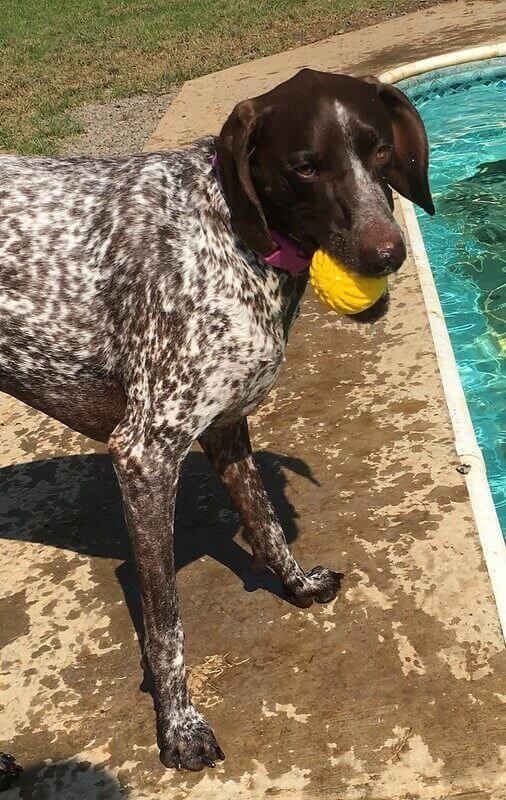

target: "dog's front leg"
[109,421,224,771]
[200,418,342,605]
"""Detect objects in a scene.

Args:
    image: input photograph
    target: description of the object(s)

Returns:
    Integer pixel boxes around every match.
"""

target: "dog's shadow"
[0,448,318,644]
[0,755,126,798]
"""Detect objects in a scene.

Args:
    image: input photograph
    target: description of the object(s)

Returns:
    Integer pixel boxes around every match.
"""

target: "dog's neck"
[212,154,309,277]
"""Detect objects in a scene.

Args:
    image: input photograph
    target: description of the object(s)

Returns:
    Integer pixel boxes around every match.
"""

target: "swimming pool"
[398,57,506,536]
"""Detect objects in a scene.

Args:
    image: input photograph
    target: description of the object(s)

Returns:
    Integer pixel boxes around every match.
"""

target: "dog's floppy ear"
[361,76,435,215]
[216,99,277,255]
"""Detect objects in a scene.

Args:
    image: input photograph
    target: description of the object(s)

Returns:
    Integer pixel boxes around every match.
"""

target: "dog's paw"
[159,713,224,772]
[0,752,23,791]
[286,566,343,606]
[305,566,343,603]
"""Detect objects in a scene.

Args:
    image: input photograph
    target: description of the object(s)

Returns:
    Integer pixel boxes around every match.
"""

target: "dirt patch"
[59,90,179,157]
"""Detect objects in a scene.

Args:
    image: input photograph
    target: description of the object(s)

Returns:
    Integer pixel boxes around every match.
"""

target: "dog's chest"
[150,260,306,430]
[222,315,286,418]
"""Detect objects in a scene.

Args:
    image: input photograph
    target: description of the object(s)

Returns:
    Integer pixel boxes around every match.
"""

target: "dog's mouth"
[287,236,400,293]
[350,263,398,278]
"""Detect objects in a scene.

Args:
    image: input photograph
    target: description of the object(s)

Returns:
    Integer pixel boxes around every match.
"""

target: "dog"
[0,69,433,779]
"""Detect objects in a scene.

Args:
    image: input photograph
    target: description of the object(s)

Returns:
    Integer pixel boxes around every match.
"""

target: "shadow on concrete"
[0,448,318,646]
[0,755,125,798]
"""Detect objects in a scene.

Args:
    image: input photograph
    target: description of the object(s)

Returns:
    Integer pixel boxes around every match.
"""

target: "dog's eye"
[294,163,316,178]
[376,145,393,164]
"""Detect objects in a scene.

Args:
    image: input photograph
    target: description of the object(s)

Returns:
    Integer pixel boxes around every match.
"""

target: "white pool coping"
[380,43,506,84]
[379,45,506,641]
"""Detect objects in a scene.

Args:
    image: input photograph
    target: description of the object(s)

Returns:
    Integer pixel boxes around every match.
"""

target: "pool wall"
[379,45,506,641]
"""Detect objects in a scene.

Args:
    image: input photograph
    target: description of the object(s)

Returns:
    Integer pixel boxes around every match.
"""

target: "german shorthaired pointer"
[0,69,433,780]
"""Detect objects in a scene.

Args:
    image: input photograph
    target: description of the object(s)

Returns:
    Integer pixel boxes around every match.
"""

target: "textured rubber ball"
[310,249,388,314]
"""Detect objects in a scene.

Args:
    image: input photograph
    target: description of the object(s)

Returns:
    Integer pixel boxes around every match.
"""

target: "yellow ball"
[310,249,388,315]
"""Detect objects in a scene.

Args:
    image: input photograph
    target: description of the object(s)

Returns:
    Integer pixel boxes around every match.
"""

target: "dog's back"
[0,152,173,321]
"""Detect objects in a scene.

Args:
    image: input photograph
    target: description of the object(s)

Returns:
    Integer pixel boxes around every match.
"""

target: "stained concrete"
[1,3,506,798]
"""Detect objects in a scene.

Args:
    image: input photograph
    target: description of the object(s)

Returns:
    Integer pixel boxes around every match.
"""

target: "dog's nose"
[377,241,399,260]
[359,226,406,273]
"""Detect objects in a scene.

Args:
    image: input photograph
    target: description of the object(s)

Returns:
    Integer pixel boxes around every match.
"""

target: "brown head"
[216,69,434,280]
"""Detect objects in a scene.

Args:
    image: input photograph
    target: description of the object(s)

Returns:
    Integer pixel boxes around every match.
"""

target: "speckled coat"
[0,136,341,772]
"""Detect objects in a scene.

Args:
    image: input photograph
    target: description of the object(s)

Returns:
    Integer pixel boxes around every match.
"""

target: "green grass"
[1,0,432,155]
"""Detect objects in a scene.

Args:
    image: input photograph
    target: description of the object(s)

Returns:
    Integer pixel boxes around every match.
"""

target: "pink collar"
[212,154,309,277]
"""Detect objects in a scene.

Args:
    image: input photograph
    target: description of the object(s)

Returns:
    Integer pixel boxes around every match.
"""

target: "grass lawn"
[1,0,440,155]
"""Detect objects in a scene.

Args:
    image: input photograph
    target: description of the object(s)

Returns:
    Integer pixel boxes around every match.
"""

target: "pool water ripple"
[400,58,506,533]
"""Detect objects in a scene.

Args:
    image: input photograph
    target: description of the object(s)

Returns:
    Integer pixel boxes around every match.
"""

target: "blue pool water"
[399,58,506,534]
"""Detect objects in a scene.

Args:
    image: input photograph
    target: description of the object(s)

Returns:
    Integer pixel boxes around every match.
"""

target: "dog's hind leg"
[200,418,342,606]
[109,416,224,772]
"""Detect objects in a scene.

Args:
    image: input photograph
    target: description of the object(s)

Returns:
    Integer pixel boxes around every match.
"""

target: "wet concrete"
[1,2,506,798]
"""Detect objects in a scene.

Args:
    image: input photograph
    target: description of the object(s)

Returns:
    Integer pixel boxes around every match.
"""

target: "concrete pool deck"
[1,2,506,798]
